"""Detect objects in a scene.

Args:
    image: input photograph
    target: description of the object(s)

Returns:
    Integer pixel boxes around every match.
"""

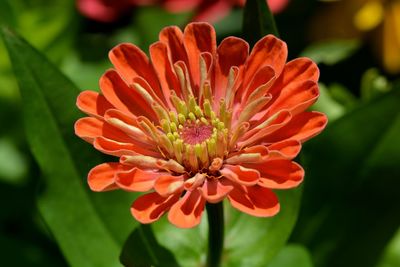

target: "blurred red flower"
[77,0,290,23]
[75,22,327,228]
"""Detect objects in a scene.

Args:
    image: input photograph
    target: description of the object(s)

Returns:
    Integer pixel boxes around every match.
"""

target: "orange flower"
[75,22,327,228]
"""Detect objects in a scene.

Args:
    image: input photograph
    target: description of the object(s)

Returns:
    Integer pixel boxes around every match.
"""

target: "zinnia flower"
[77,0,289,23]
[75,22,327,228]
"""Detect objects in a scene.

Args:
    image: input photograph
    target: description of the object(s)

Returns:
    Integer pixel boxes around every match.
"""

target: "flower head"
[75,22,327,228]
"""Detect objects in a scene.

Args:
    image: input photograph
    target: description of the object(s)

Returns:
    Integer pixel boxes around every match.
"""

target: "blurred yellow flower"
[310,0,400,74]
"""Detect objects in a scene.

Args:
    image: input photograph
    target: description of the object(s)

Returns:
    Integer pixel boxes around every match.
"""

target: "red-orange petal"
[99,70,157,120]
[76,90,114,118]
[200,178,233,203]
[131,192,180,224]
[220,164,260,186]
[88,162,131,192]
[154,174,184,197]
[115,168,162,192]
[243,35,287,87]
[227,184,280,217]
[168,189,206,228]
[184,22,217,92]
[109,43,161,94]
[94,136,160,157]
[251,160,304,189]
[159,25,188,64]
[267,80,319,117]
[264,111,328,143]
[267,139,302,160]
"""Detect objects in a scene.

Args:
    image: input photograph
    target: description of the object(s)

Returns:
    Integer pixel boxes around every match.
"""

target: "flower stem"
[206,202,224,267]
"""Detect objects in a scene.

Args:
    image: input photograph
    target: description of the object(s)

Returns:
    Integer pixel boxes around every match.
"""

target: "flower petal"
[200,178,233,203]
[220,164,260,186]
[184,22,217,92]
[88,162,131,192]
[244,35,287,87]
[256,160,304,189]
[94,136,160,157]
[109,43,161,94]
[75,117,133,144]
[154,174,185,196]
[131,192,180,224]
[168,189,206,228]
[267,139,302,160]
[227,184,280,217]
[76,90,113,118]
[159,25,188,64]
[99,70,157,120]
[116,168,162,192]
[264,111,328,143]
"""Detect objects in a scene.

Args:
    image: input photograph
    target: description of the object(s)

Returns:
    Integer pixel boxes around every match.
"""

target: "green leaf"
[312,83,346,122]
[2,27,137,266]
[0,0,16,27]
[361,68,392,102]
[267,244,313,267]
[120,225,181,267]
[301,39,360,65]
[292,87,400,267]
[376,228,400,267]
[242,0,279,46]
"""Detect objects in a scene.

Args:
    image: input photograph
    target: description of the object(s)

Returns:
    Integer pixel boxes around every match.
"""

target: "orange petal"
[168,189,206,228]
[94,136,160,157]
[244,35,287,87]
[150,42,181,106]
[131,192,180,224]
[267,139,302,160]
[109,43,161,95]
[200,178,233,203]
[242,65,275,104]
[227,184,280,217]
[220,164,260,186]
[267,80,319,117]
[99,70,157,120]
[75,117,133,144]
[154,174,185,196]
[264,111,328,143]
[116,168,162,192]
[256,160,304,189]
[88,162,131,192]
[76,90,113,118]
[159,25,188,64]
[184,22,217,92]
[214,37,249,101]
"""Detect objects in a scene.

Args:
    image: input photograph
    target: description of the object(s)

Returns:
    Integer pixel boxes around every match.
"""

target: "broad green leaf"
[2,27,137,266]
[292,87,400,267]
[267,244,313,267]
[242,0,279,46]
[301,39,360,65]
[0,0,16,27]
[120,225,181,267]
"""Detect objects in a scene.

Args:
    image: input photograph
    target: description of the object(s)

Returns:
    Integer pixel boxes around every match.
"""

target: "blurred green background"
[0,0,399,266]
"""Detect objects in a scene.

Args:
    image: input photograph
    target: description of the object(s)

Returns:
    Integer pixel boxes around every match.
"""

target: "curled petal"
[88,162,131,192]
[256,160,304,189]
[116,168,162,192]
[154,175,184,196]
[168,189,206,228]
[76,90,113,118]
[94,137,160,157]
[264,111,328,143]
[227,185,280,217]
[267,139,302,160]
[159,25,188,64]
[200,178,233,203]
[220,164,260,186]
[131,192,180,224]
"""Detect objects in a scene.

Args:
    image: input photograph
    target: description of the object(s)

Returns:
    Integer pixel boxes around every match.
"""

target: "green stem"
[206,202,224,267]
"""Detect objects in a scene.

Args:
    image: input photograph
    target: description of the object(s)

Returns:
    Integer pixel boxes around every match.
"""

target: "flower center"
[180,122,213,145]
